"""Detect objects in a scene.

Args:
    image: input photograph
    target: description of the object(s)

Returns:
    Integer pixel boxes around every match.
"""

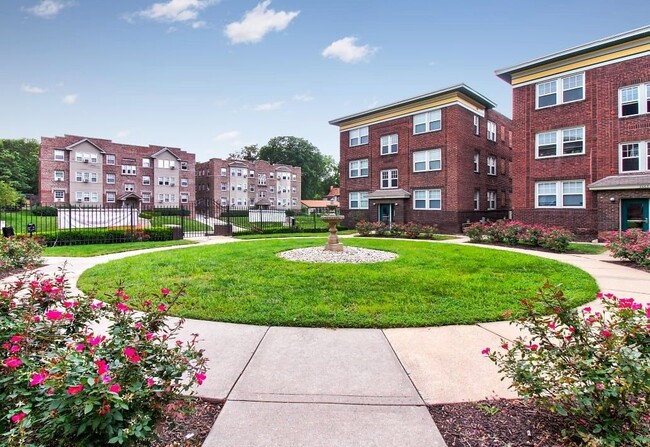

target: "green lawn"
[567,242,608,255]
[150,216,212,231]
[0,210,58,234]
[44,240,196,257]
[234,230,357,239]
[78,238,598,328]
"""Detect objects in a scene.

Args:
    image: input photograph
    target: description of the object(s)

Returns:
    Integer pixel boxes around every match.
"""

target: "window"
[413,189,441,210]
[106,154,115,165]
[258,174,266,185]
[54,190,65,202]
[473,190,480,210]
[619,84,650,117]
[349,159,369,178]
[380,169,398,189]
[54,150,65,161]
[487,121,497,142]
[380,134,398,155]
[292,174,297,181]
[270,186,275,193]
[180,161,188,170]
[157,159,176,169]
[473,116,480,135]
[106,192,116,203]
[487,156,497,175]
[142,176,151,185]
[106,173,115,184]
[269,172,274,179]
[220,198,227,206]
[75,191,99,203]
[487,191,497,210]
[157,176,175,186]
[292,187,296,193]
[221,168,227,176]
[536,72,584,108]
[75,152,97,163]
[536,127,584,158]
[536,180,585,208]
[620,141,650,172]
[413,149,441,172]
[142,158,151,168]
[54,170,64,181]
[122,165,136,175]
[142,192,151,203]
[125,183,134,192]
[349,191,368,209]
[349,127,369,146]
[249,170,255,177]
[473,152,480,173]
[221,182,227,191]
[180,193,189,203]
[259,191,266,198]
[413,110,441,134]
[180,178,188,187]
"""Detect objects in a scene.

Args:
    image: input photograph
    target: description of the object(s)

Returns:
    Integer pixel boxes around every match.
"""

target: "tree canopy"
[0,181,21,207]
[0,139,39,195]
[228,144,259,161]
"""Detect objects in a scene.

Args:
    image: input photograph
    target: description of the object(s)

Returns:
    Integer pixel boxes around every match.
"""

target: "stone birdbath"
[321,200,344,252]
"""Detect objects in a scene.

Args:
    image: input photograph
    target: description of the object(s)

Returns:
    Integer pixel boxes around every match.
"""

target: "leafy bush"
[355,221,439,240]
[29,206,58,217]
[605,229,650,268]
[402,222,423,239]
[0,235,43,271]
[464,220,574,252]
[153,207,190,217]
[539,227,574,253]
[485,283,650,446]
[219,209,248,218]
[285,209,296,217]
[39,228,173,246]
[0,272,208,446]
[355,220,375,236]
[138,211,161,220]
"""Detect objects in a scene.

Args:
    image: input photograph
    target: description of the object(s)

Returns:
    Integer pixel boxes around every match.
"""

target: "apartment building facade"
[39,135,195,207]
[329,84,512,233]
[195,158,302,210]
[496,26,650,239]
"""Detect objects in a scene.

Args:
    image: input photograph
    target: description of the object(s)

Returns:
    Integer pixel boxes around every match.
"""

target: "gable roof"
[150,147,181,160]
[65,138,105,153]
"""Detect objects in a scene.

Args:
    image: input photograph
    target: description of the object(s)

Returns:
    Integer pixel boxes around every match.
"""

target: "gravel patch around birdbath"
[277,246,398,263]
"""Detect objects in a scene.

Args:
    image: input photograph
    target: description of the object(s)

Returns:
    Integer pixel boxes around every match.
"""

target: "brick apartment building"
[39,135,195,207]
[195,158,302,210]
[329,84,512,233]
[496,26,650,239]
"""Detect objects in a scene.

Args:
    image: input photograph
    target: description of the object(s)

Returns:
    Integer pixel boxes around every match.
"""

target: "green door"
[621,199,649,231]
[378,204,394,227]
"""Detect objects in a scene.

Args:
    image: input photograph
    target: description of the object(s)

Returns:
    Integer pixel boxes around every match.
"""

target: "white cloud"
[128,0,216,23]
[254,101,284,111]
[225,0,299,44]
[116,130,131,139]
[26,0,70,18]
[192,20,206,29]
[322,36,378,63]
[22,84,46,94]
[62,94,78,105]
[293,94,313,102]
[214,130,240,141]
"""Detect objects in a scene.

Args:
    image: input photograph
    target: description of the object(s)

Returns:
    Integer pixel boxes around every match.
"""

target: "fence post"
[180,204,185,235]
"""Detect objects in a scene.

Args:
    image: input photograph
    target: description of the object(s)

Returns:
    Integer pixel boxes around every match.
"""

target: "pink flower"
[481,347,490,355]
[123,346,141,363]
[527,344,539,351]
[176,340,183,346]
[195,373,206,385]
[116,302,130,312]
[109,383,121,394]
[67,384,84,395]
[4,357,22,368]
[87,335,104,346]
[134,322,142,330]
[10,345,20,353]
[10,335,23,343]
[161,288,170,295]
[95,359,109,375]
[547,321,556,329]
[102,375,112,383]
[45,310,63,321]
[501,343,509,350]
[158,304,168,312]
[91,302,104,310]
[582,307,591,313]
[29,372,48,386]
[11,412,27,424]
[596,383,605,390]
[601,329,612,338]
[75,344,85,352]
[145,332,155,341]
[146,377,155,387]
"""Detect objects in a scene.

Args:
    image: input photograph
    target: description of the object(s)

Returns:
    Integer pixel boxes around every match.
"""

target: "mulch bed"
[429,399,576,447]
[152,399,222,446]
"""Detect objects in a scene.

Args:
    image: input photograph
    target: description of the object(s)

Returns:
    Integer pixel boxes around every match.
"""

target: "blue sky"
[2,1,648,162]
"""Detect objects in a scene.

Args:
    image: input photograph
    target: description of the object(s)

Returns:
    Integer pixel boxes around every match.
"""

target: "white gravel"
[277,246,398,264]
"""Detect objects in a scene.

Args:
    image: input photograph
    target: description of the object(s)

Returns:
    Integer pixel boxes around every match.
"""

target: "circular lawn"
[77,238,599,328]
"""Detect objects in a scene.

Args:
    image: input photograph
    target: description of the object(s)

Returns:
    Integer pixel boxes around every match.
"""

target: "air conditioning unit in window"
[170,165,175,170]
[55,178,63,182]
[77,198,82,202]
[158,200,164,203]
[83,159,89,163]
[83,179,89,183]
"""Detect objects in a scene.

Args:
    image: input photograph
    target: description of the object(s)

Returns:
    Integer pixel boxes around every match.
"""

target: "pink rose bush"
[485,282,650,446]
[0,271,207,446]
[355,221,439,239]
[0,235,43,271]
[605,228,650,268]
[464,220,574,252]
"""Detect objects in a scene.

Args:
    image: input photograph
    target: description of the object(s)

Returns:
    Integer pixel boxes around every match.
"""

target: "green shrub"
[539,227,574,253]
[0,235,44,271]
[138,211,161,220]
[29,206,58,217]
[1,273,207,446]
[219,210,248,218]
[285,209,296,217]
[464,220,574,253]
[39,228,173,246]
[605,229,650,268]
[153,207,190,217]
[485,283,650,446]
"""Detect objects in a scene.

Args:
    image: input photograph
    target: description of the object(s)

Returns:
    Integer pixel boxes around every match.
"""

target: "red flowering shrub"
[605,229,650,268]
[464,220,574,252]
[485,283,650,446]
[0,235,43,271]
[355,221,438,239]
[0,271,207,446]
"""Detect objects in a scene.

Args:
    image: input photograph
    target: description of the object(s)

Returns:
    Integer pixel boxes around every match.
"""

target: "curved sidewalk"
[5,236,649,447]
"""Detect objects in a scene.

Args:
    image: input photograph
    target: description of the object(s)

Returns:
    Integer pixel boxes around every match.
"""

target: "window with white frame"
[142,158,151,168]
[76,191,99,203]
[380,134,398,155]
[75,152,98,163]
[269,172,274,179]
[180,161,188,170]
[258,174,266,185]
[157,177,175,186]
[142,192,151,203]
[487,121,497,141]
[122,165,136,175]
[180,178,188,187]
[54,170,64,181]
[473,152,480,173]
[620,141,650,172]
[259,191,266,198]
[292,174,297,181]
[619,84,650,117]
[536,180,585,208]
[473,190,480,210]
[220,168,227,176]
[349,127,369,146]
[413,110,441,134]
[54,150,65,161]
[269,186,275,193]
[380,169,398,189]
[536,72,584,108]
[106,154,115,164]
[536,127,584,158]
[142,176,151,185]
[106,173,115,184]
[106,192,116,203]
[349,159,369,178]
[413,189,441,210]
[487,156,497,175]
[349,191,368,209]
[157,159,176,169]
[54,190,65,202]
[220,198,227,206]
[473,115,480,135]
[487,190,497,210]
[180,193,189,203]
[413,149,441,172]
[125,183,134,192]
[220,182,227,191]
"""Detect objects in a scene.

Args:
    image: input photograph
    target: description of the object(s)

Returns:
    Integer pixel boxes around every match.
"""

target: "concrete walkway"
[4,236,650,446]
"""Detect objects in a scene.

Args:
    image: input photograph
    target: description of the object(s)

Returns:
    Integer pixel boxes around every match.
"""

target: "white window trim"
[380,169,398,189]
[413,149,442,172]
[473,152,480,173]
[349,191,368,209]
[487,121,497,142]
[54,150,65,161]
[487,190,497,210]
[473,115,480,136]
[535,72,585,109]
[535,126,585,159]
[349,159,369,178]
[619,141,650,173]
[349,126,369,147]
[413,109,442,135]
[380,134,398,155]
[618,83,650,118]
[473,190,480,210]
[535,180,586,209]
[413,189,442,210]
[487,156,497,176]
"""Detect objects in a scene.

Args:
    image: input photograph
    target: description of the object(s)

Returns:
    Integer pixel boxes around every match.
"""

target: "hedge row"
[464,220,574,252]
[37,227,174,246]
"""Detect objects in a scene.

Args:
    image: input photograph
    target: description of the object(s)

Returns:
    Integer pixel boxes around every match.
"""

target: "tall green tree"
[0,181,21,207]
[228,144,259,161]
[0,139,39,194]
[258,136,333,199]
[319,155,340,197]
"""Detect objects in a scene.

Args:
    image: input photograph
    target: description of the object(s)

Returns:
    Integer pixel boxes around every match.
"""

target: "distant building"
[324,186,340,204]
[329,84,512,233]
[195,158,302,210]
[39,134,195,207]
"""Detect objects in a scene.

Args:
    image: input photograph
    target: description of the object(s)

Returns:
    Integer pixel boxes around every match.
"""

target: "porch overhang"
[588,174,650,191]
[367,189,412,200]
[117,192,142,201]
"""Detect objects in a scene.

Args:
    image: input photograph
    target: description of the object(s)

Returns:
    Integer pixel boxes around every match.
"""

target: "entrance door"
[378,203,394,226]
[622,199,649,231]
